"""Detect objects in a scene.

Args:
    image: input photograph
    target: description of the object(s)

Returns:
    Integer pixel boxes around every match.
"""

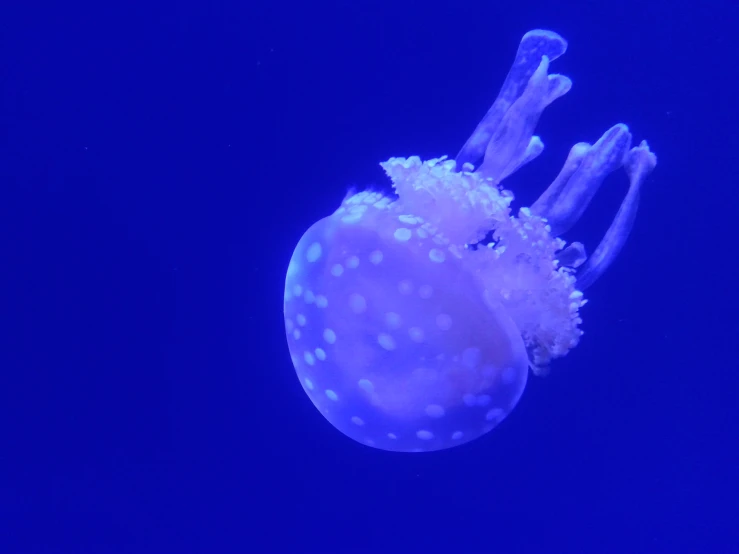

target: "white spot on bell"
[306,242,322,262]
[349,293,367,314]
[304,378,314,390]
[408,327,424,342]
[436,314,452,330]
[325,389,338,401]
[416,430,434,440]
[369,250,383,264]
[323,328,336,344]
[394,228,412,241]
[341,212,363,224]
[425,404,445,418]
[315,295,328,308]
[296,314,307,326]
[331,264,344,277]
[358,379,374,393]
[429,248,445,263]
[384,312,402,329]
[315,348,326,361]
[485,408,504,422]
[398,279,413,295]
[477,394,492,407]
[451,431,463,440]
[304,351,315,365]
[346,255,360,269]
[351,416,365,426]
[377,333,396,351]
[418,285,433,299]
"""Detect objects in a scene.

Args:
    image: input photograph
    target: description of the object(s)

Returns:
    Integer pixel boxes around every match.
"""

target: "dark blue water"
[2,1,736,552]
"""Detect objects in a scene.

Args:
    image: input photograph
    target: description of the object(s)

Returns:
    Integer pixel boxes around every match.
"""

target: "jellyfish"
[283,30,656,452]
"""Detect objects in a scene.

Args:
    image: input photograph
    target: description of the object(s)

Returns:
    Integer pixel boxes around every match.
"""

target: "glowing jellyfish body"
[284,30,656,452]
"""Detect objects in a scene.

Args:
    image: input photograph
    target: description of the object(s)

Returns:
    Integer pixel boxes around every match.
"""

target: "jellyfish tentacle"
[576,141,657,289]
[477,57,572,182]
[532,124,633,237]
[531,142,591,219]
[456,29,569,169]
[499,135,544,180]
[555,241,587,269]
[499,74,573,180]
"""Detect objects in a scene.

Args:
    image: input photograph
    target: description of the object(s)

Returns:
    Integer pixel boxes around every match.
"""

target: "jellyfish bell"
[283,29,656,453]
[286,195,531,451]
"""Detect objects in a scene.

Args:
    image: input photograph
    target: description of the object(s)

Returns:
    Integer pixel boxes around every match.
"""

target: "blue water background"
[2,1,736,552]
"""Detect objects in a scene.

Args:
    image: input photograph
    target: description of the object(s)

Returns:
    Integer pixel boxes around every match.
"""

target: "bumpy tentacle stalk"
[531,124,633,236]
[456,30,570,172]
[575,141,657,289]
[530,142,590,225]
[477,58,571,182]
[453,28,658,292]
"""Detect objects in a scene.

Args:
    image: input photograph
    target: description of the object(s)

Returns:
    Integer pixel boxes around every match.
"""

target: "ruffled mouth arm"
[575,141,657,289]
